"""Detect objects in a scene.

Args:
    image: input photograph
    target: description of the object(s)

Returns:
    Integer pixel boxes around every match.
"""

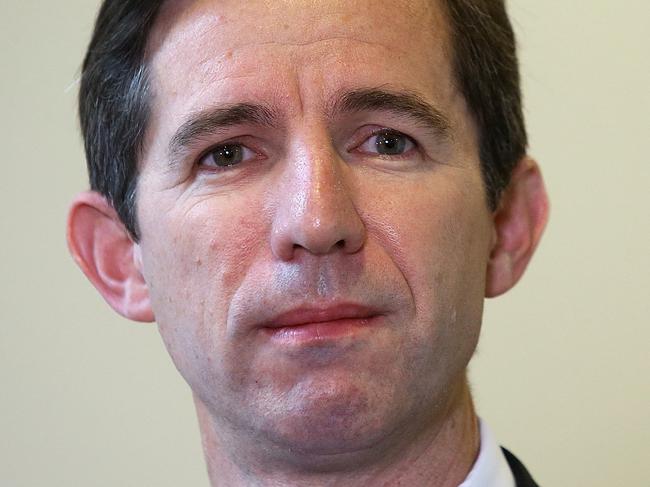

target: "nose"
[270,143,366,261]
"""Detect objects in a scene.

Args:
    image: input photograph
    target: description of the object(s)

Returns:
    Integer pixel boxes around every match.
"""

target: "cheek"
[144,191,266,290]
[375,176,492,394]
[137,191,268,377]
[362,171,492,337]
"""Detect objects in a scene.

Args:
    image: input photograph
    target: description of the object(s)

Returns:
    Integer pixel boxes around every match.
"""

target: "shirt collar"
[457,420,515,487]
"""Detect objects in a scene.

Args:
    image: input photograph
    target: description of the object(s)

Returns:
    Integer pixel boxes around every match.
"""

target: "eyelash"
[197,140,262,171]
[196,128,419,171]
[352,128,418,158]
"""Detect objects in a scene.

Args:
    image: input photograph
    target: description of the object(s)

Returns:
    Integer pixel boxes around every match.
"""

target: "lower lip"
[264,317,376,345]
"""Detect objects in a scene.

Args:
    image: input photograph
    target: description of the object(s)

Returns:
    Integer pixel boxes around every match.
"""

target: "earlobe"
[486,157,549,298]
[66,191,155,322]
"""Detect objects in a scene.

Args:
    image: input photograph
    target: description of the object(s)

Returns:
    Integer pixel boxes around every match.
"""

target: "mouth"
[261,304,381,345]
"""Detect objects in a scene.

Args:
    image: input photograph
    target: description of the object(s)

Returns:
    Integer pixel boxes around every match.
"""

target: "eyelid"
[196,137,265,169]
[350,126,419,156]
[198,145,250,168]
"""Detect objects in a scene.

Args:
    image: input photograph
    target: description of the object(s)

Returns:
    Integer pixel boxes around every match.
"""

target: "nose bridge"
[270,135,366,260]
[296,140,345,224]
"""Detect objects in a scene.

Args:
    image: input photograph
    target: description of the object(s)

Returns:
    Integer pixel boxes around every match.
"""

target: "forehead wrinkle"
[143,0,458,162]
[237,36,409,55]
[148,0,439,64]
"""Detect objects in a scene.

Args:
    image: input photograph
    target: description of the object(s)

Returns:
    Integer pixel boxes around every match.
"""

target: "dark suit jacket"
[501,448,539,487]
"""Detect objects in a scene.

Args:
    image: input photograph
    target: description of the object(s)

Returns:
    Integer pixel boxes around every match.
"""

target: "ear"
[486,157,549,298]
[66,191,155,322]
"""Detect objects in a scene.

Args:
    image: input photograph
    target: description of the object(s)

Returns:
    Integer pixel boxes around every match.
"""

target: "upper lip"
[261,303,379,329]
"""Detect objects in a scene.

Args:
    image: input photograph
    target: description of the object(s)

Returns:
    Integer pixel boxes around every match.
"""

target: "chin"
[254,377,408,465]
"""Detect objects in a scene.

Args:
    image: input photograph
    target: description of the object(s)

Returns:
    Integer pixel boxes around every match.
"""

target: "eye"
[357,129,416,156]
[198,143,256,169]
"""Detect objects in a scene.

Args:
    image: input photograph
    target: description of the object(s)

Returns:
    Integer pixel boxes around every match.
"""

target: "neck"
[195,378,479,487]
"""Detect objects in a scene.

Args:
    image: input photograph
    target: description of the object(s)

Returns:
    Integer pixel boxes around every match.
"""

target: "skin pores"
[136,0,492,471]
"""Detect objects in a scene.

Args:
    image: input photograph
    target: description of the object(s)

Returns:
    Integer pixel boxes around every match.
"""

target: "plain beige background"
[1,1,648,485]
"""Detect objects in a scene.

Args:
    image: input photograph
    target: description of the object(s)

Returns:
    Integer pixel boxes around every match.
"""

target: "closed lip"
[260,303,380,330]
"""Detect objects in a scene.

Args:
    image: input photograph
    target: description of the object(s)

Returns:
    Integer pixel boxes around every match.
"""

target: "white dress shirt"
[458,420,516,487]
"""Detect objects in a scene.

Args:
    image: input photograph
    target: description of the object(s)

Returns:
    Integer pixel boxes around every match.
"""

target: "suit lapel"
[501,448,540,487]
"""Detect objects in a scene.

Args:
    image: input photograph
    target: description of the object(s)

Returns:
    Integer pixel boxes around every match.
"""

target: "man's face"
[136,0,494,456]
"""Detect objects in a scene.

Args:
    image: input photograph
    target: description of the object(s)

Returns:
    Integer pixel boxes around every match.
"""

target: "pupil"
[376,132,406,155]
[215,145,242,166]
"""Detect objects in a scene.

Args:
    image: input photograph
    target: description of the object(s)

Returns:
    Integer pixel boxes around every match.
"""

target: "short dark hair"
[443,0,526,209]
[79,0,525,240]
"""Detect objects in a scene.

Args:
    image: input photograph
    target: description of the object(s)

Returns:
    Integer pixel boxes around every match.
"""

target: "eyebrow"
[168,103,278,165]
[333,88,452,139]
[167,88,451,166]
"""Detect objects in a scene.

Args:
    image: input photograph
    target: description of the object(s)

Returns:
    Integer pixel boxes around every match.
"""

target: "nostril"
[335,240,346,249]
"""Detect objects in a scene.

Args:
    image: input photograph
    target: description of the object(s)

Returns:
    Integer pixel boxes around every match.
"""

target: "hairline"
[86,0,518,240]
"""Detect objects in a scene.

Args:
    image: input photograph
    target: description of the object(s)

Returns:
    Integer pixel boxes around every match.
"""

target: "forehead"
[146,0,454,111]
[150,0,445,45]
